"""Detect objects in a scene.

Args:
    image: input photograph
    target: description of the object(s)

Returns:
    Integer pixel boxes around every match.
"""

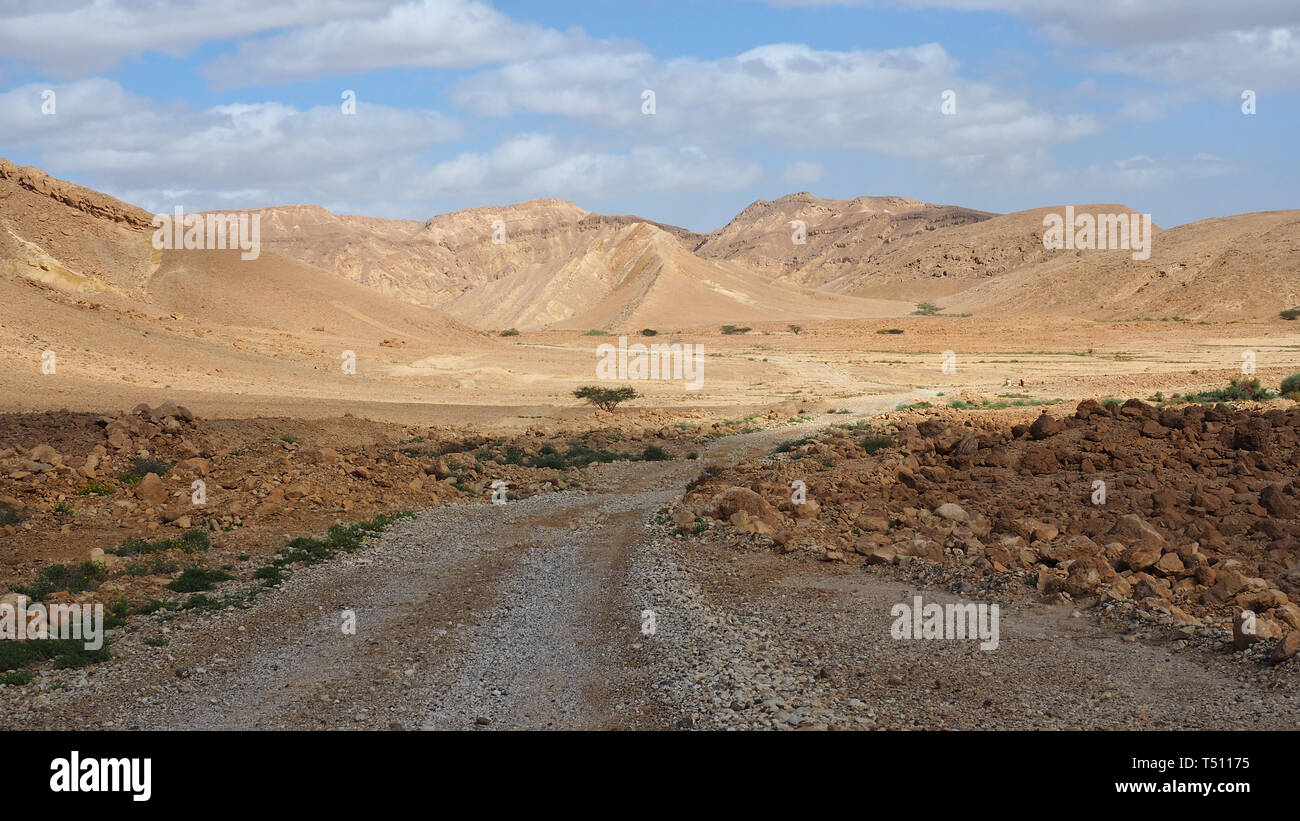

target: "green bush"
[861,435,894,454]
[1280,308,1300,320]
[15,562,107,600]
[118,457,172,486]
[1280,373,1300,395]
[499,328,520,337]
[0,637,111,671]
[642,445,670,461]
[877,328,904,334]
[640,328,658,336]
[114,528,210,557]
[165,567,233,593]
[720,325,752,335]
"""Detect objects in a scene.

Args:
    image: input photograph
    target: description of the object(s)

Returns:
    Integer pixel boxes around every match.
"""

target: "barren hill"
[827,204,1300,320]
[0,158,159,299]
[694,192,994,288]
[445,220,909,331]
[249,199,706,315]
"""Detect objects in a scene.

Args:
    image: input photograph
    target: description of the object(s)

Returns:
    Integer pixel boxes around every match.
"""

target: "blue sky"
[0,0,1295,231]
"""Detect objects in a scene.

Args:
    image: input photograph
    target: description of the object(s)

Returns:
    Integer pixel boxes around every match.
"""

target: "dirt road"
[4,397,1296,731]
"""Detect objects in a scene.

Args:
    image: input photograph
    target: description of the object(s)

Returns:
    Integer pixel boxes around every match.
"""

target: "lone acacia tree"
[573,385,639,411]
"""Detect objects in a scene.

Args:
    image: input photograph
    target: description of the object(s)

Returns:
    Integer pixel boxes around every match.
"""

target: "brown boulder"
[1272,631,1300,662]
[711,487,782,532]
[1029,412,1065,440]
[134,472,168,506]
[1260,483,1295,518]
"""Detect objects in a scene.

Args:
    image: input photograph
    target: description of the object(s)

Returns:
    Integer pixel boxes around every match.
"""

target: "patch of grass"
[0,637,112,671]
[0,506,22,526]
[76,481,115,496]
[1179,377,1274,404]
[877,328,904,334]
[499,328,520,337]
[253,512,415,587]
[895,401,934,410]
[1,670,35,686]
[951,397,1061,410]
[279,434,298,444]
[788,324,803,335]
[1280,308,1300,320]
[165,567,233,593]
[525,442,639,470]
[15,561,107,600]
[642,444,670,461]
[720,324,752,335]
[912,302,942,316]
[773,436,812,454]
[1280,373,1300,395]
[117,457,172,486]
[142,636,169,647]
[584,329,611,336]
[861,434,894,454]
[112,528,211,557]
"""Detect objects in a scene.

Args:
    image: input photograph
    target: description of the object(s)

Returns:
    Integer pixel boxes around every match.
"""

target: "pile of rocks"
[683,398,1300,662]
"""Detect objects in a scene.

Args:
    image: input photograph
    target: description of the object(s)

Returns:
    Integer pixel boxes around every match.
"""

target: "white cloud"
[0,0,401,76]
[0,79,462,213]
[453,42,1097,168]
[766,2,1300,94]
[203,0,602,88]
[782,160,825,184]
[421,134,762,201]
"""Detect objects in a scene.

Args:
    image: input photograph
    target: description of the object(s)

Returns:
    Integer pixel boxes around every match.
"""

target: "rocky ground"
[1,394,1296,730]
[0,399,806,604]
[679,397,1300,664]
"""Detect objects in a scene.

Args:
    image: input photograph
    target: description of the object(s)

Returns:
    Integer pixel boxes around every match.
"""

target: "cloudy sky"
[0,0,1295,230]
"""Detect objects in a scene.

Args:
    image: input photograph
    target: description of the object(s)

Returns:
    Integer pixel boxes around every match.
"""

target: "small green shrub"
[165,567,233,593]
[1,670,35,686]
[499,328,520,337]
[15,562,107,600]
[118,457,172,486]
[861,435,894,454]
[114,529,210,557]
[721,325,752,335]
[76,481,115,496]
[642,445,670,461]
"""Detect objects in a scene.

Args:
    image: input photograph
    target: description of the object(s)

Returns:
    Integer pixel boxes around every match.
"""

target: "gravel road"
[3,395,1295,730]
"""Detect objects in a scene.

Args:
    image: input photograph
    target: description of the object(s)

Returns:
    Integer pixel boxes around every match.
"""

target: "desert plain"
[1,157,1298,730]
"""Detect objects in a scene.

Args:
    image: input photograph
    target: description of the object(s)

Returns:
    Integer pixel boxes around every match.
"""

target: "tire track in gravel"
[5,393,916,731]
